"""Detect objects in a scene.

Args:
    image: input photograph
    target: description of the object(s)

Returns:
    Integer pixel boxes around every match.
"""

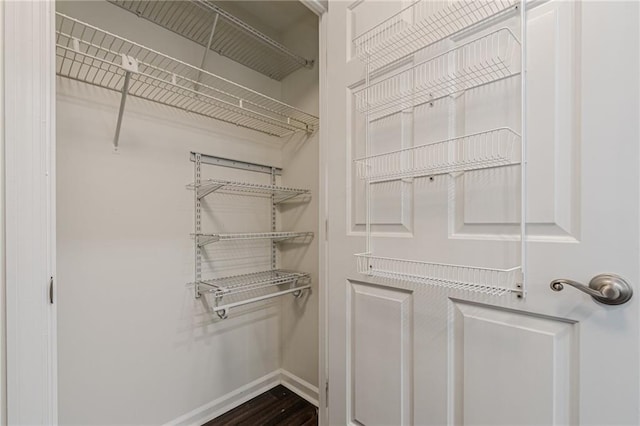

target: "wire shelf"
[55,13,318,137]
[199,269,310,296]
[355,127,520,182]
[187,179,310,203]
[354,0,518,70]
[198,270,311,318]
[356,253,520,296]
[107,0,314,81]
[194,231,314,247]
[355,28,520,120]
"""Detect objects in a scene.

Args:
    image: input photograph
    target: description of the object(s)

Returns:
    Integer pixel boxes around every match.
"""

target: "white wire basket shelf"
[355,28,521,120]
[354,0,518,70]
[55,13,319,138]
[107,0,314,81]
[355,128,521,182]
[194,231,314,247]
[356,253,520,296]
[198,269,311,317]
[187,179,310,203]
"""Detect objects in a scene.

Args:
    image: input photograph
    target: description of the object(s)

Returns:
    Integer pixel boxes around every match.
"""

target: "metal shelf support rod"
[113,71,131,150]
[195,13,219,93]
[519,0,528,299]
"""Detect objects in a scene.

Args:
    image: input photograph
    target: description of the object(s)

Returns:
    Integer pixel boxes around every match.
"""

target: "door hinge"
[325,381,329,407]
[49,276,54,304]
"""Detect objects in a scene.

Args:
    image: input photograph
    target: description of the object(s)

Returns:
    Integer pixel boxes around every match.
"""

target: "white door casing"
[327,1,639,425]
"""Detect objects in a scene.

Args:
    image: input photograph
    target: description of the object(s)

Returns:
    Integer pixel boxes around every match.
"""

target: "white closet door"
[326,1,639,425]
[4,0,57,424]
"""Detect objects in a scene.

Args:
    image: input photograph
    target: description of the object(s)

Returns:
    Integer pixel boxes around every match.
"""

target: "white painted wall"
[0,1,6,424]
[279,13,320,392]
[55,1,319,424]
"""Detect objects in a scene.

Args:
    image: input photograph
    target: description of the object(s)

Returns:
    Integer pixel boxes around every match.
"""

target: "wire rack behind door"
[353,0,518,71]
[354,0,526,297]
[354,28,521,121]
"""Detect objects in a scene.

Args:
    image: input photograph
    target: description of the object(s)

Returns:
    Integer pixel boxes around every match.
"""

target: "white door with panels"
[326,1,639,425]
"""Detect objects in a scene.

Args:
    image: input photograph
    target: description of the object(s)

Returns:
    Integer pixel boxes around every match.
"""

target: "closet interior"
[55,1,320,424]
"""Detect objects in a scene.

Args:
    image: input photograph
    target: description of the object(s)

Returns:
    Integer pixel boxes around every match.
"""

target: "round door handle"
[550,274,633,305]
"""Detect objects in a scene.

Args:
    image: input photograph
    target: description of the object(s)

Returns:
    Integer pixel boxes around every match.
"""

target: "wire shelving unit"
[190,153,313,319]
[55,13,319,147]
[107,0,314,81]
[354,0,526,297]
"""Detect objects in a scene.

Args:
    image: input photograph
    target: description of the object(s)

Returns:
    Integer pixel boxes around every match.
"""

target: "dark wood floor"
[204,385,318,426]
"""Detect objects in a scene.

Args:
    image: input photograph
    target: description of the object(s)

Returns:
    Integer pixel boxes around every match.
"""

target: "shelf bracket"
[113,54,139,150]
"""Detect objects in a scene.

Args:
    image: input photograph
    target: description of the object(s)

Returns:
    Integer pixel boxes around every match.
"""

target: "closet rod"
[190,152,282,175]
[212,283,311,319]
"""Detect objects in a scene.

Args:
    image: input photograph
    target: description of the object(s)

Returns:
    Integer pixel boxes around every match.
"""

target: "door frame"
[300,1,329,424]
[317,9,329,426]
[2,0,329,425]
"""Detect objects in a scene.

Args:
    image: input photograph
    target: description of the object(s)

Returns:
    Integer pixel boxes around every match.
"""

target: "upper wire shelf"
[355,127,521,182]
[356,253,520,296]
[355,28,521,120]
[194,231,314,247]
[187,179,310,203]
[107,0,314,81]
[353,0,518,70]
[55,13,319,138]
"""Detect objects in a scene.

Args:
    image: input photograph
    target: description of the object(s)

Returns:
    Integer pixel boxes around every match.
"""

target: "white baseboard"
[164,369,319,426]
[278,369,319,407]
[163,371,281,426]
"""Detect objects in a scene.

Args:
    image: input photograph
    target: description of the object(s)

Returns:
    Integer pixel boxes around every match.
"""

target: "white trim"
[0,0,5,423]
[279,369,320,407]
[317,7,330,426]
[163,371,281,426]
[162,370,319,426]
[4,0,57,424]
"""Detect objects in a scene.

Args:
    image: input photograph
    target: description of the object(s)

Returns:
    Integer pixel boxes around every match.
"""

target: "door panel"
[350,282,412,426]
[328,0,639,425]
[451,301,577,425]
